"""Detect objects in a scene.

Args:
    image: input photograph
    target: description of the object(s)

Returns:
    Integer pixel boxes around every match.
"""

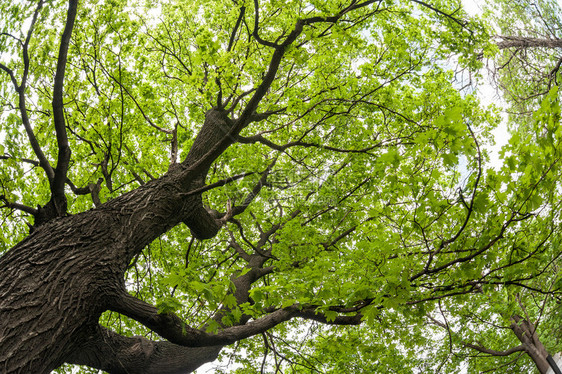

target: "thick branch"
[50,0,79,216]
[110,291,296,346]
[497,36,562,50]
[111,290,364,349]
[510,315,551,374]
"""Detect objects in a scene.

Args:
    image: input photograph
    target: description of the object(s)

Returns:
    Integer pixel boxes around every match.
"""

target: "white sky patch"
[463,0,486,16]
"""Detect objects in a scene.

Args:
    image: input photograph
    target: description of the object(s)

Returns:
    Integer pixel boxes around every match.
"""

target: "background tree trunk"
[496,36,562,50]
[511,315,551,374]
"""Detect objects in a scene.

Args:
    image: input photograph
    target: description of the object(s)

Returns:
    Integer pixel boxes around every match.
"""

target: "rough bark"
[496,36,562,50]
[66,327,222,374]
[0,1,384,371]
[0,108,236,373]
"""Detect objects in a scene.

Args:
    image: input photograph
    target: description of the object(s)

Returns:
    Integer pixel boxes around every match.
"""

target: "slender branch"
[0,195,38,215]
[427,314,526,357]
[238,0,382,131]
[295,308,362,325]
[97,58,173,134]
[463,343,526,357]
[322,226,356,250]
[181,172,255,197]
[0,63,19,89]
[426,122,483,265]
[0,155,40,166]
[237,133,382,153]
[228,6,246,52]
[14,0,56,182]
[248,108,287,122]
[410,0,469,30]
[225,157,278,220]
[252,0,279,48]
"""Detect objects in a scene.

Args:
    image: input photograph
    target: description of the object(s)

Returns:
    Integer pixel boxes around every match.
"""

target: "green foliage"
[2,0,562,373]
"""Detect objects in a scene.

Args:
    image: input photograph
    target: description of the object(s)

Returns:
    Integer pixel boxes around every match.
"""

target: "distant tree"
[419,1,562,372]
[491,0,562,115]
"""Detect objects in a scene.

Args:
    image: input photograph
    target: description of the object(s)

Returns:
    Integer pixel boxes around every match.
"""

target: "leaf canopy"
[2,0,562,373]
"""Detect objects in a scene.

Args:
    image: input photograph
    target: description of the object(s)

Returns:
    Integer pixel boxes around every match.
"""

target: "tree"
[1,0,561,373]
[411,1,562,372]
[490,0,562,117]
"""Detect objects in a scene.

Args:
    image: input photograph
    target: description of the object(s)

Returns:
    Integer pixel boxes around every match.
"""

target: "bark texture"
[0,108,236,373]
[497,36,562,50]
[66,327,222,374]
[1,1,380,372]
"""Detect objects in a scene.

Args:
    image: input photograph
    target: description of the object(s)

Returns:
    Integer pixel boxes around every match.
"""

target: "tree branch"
[464,343,526,357]
[252,0,279,48]
[111,286,364,351]
[410,0,469,30]
[228,6,246,52]
[295,308,363,325]
[237,133,382,153]
[110,290,296,346]
[180,172,255,197]
[0,195,38,215]
[427,314,526,357]
[50,0,79,216]
[496,36,562,50]
[225,157,278,221]
[11,0,56,183]
[237,0,382,131]
[173,1,385,190]
[0,155,40,166]
[0,63,19,89]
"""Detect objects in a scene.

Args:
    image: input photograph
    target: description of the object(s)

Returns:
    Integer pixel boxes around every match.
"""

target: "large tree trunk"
[0,109,234,373]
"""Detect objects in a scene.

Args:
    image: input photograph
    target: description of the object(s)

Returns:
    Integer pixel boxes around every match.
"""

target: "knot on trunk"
[33,196,68,229]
